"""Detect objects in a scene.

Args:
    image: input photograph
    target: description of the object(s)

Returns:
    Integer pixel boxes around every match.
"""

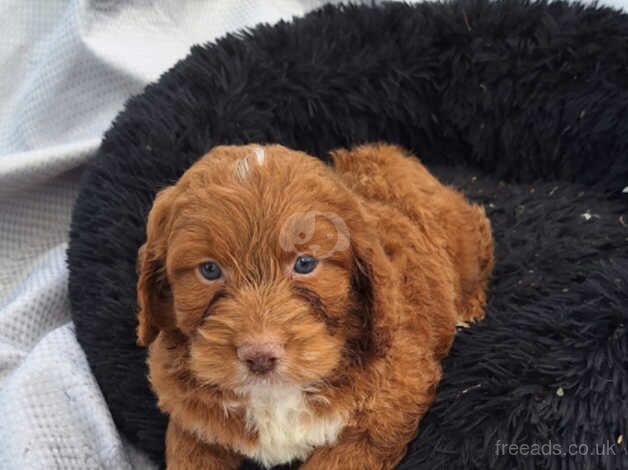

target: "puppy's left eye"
[199,261,222,280]
[293,255,318,274]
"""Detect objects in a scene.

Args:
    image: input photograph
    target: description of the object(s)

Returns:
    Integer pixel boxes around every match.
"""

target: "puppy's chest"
[234,387,345,467]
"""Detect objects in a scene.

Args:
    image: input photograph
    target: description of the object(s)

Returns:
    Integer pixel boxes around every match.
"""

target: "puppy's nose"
[237,342,284,375]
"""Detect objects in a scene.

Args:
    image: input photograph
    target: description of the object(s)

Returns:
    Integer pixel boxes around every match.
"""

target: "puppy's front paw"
[300,442,400,470]
[166,422,241,470]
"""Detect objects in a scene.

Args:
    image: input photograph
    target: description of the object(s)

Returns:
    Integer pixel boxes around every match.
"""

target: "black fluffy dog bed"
[67,1,628,469]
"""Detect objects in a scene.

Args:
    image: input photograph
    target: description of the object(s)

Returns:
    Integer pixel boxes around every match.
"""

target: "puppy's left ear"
[136,186,177,347]
[350,218,400,359]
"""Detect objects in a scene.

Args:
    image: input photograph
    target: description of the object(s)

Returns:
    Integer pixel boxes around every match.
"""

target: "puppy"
[136,143,493,469]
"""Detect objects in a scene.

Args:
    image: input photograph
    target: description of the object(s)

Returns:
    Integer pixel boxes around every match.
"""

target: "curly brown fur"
[136,143,493,469]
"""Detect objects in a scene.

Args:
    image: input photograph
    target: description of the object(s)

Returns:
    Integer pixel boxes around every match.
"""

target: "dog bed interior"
[67,1,628,468]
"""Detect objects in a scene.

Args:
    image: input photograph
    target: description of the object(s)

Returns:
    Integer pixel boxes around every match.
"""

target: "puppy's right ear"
[136,186,177,347]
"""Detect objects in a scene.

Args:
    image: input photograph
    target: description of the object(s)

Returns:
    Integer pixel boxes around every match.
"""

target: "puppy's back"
[331,143,493,323]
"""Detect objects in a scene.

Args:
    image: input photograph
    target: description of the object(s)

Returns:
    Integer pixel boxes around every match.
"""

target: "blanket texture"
[67,1,628,469]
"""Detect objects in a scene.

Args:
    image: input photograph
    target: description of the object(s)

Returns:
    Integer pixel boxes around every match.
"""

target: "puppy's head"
[137,145,396,392]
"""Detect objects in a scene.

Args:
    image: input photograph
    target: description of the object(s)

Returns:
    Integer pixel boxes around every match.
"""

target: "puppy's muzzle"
[237,342,284,375]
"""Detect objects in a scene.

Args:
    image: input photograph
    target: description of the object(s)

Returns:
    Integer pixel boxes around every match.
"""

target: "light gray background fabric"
[1,1,626,469]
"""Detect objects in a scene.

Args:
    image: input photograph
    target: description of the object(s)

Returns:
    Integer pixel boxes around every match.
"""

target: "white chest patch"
[237,385,345,467]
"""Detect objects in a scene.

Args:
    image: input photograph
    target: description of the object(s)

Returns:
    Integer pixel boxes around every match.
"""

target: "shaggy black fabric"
[67,1,628,469]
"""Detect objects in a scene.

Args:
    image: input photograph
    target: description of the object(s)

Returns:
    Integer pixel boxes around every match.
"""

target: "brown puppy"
[136,143,493,469]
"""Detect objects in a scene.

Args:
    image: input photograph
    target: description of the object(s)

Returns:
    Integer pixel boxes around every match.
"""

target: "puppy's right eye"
[293,255,318,275]
[199,261,222,281]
